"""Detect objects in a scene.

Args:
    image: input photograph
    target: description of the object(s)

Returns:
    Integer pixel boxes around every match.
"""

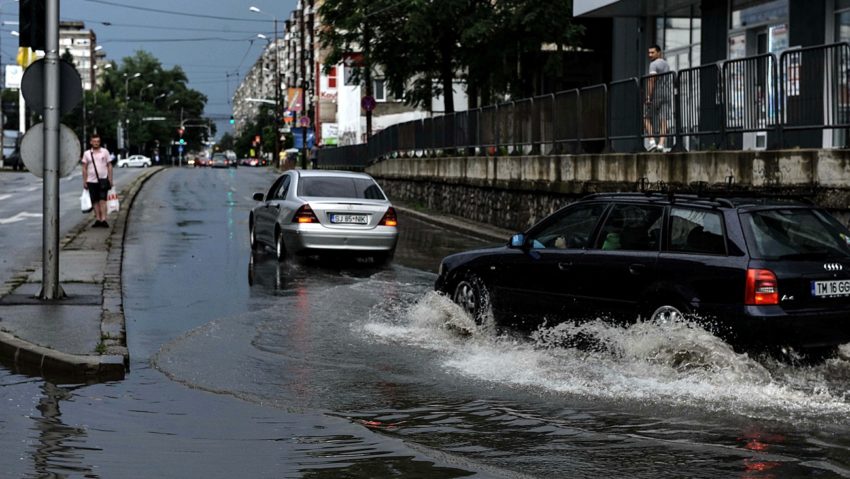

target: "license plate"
[812,280,850,297]
[330,214,368,224]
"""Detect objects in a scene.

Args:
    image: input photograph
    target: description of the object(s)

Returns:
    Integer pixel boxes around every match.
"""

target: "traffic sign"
[299,116,311,127]
[20,59,83,115]
[20,123,81,178]
[361,95,376,112]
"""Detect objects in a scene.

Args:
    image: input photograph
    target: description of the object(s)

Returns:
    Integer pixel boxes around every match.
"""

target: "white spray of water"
[361,291,850,423]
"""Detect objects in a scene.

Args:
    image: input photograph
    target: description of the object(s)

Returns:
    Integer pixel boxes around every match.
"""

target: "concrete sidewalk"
[0,167,163,381]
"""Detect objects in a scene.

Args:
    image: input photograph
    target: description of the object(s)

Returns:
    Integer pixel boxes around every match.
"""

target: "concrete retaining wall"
[367,150,850,231]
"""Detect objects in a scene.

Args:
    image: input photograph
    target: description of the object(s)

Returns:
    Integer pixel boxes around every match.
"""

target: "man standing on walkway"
[644,45,671,152]
[81,134,113,228]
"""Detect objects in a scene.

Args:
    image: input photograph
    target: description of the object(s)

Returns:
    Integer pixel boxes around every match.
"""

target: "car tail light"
[293,205,318,224]
[745,269,779,305]
[379,207,398,227]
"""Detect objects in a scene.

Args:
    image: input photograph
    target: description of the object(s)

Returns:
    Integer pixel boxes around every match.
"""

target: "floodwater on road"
[2,167,850,478]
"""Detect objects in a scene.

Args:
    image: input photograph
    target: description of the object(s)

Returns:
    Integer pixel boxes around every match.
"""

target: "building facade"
[58,21,98,91]
[232,0,443,151]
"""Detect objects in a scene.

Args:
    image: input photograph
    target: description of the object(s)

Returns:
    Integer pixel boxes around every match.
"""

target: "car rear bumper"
[283,226,398,253]
[710,306,850,348]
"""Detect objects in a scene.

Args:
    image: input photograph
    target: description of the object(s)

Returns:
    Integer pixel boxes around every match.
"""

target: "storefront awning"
[574,0,699,17]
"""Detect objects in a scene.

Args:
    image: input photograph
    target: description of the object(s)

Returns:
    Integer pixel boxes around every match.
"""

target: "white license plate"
[330,214,368,224]
[812,280,850,297]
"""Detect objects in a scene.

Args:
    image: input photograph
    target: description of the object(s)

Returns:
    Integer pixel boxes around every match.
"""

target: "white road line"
[0,212,43,224]
[0,194,11,201]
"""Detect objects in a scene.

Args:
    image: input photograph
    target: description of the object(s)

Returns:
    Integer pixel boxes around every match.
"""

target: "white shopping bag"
[106,188,120,214]
[80,189,92,213]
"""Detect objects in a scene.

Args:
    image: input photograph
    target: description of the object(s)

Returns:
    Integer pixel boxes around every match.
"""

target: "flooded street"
[2,167,850,477]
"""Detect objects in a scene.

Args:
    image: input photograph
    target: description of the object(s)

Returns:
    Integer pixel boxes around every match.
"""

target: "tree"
[62,51,211,158]
[319,0,584,111]
[217,132,235,151]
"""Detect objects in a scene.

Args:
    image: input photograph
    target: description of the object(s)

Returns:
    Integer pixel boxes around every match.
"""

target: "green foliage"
[57,50,211,157]
[318,0,584,111]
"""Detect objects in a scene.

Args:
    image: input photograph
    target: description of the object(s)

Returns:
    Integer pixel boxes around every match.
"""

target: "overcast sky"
[0,0,298,138]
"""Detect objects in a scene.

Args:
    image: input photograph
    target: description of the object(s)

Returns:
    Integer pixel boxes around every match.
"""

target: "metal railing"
[317,42,850,169]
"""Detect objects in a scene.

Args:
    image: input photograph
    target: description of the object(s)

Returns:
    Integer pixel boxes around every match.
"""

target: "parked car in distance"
[435,192,850,356]
[117,154,152,168]
[249,170,398,263]
[210,153,229,168]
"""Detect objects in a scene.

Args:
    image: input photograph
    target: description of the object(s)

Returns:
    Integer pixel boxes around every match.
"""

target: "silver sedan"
[249,170,398,262]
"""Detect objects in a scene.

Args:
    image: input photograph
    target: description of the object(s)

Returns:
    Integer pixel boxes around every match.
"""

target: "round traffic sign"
[361,95,376,112]
[20,60,83,115]
[20,123,82,178]
[299,116,311,127]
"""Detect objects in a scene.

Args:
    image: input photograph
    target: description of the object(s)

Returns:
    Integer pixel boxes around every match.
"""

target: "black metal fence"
[319,42,850,169]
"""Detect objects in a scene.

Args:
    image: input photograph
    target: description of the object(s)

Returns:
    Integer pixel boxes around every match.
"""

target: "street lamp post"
[122,72,140,156]
[138,82,154,101]
[250,6,281,169]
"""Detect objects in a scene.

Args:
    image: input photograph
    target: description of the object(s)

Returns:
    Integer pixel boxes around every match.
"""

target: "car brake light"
[745,269,779,305]
[379,207,398,227]
[293,205,318,224]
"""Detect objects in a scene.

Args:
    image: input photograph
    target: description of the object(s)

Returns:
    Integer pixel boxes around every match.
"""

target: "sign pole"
[40,0,62,299]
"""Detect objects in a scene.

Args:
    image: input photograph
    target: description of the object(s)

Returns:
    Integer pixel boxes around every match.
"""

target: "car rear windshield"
[742,208,850,259]
[298,177,386,200]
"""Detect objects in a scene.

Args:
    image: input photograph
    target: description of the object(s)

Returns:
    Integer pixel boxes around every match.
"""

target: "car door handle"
[557,262,572,271]
[629,264,646,275]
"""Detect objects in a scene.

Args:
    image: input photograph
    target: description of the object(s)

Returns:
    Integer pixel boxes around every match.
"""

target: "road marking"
[0,212,43,224]
[0,194,11,201]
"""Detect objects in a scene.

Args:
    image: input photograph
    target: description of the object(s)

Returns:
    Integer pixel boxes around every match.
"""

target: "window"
[266,175,286,200]
[298,176,386,200]
[527,203,607,249]
[275,175,291,199]
[373,78,386,102]
[668,208,726,255]
[328,66,337,88]
[742,209,850,259]
[595,204,664,251]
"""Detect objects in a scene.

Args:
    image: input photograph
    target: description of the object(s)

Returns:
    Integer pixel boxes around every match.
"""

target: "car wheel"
[373,249,395,266]
[452,273,490,324]
[249,220,259,251]
[120,163,127,168]
[648,303,686,323]
[275,229,286,262]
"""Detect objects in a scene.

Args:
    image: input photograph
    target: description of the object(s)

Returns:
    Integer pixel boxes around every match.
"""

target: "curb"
[393,203,514,243]
[0,166,164,381]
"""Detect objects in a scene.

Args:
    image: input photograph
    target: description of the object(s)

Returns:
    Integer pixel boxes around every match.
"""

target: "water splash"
[361,292,850,423]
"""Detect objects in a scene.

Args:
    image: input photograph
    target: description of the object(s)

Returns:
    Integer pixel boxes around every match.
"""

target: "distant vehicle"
[249,170,398,263]
[210,153,229,168]
[240,157,261,167]
[117,154,151,168]
[2,130,23,171]
[194,156,209,167]
[436,192,850,357]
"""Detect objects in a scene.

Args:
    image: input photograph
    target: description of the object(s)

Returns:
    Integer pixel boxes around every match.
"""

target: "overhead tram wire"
[65,18,275,34]
[80,0,268,22]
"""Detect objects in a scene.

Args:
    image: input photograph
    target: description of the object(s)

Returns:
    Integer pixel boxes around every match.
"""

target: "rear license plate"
[812,280,850,297]
[330,214,368,224]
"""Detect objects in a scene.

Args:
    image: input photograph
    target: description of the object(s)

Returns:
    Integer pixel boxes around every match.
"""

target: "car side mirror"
[252,192,265,202]
[510,233,525,248]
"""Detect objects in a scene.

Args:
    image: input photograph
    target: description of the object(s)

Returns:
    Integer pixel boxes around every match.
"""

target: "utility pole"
[41,0,61,299]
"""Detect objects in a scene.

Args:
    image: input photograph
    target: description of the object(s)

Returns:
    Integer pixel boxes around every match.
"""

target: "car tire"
[120,163,127,168]
[452,273,490,324]
[249,219,259,251]
[647,303,687,323]
[275,229,286,263]
[373,249,395,266]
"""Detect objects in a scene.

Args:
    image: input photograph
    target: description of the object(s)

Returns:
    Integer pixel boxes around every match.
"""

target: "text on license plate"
[330,214,368,224]
[812,280,850,297]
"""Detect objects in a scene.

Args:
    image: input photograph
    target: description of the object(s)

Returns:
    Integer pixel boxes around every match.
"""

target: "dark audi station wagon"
[435,193,850,353]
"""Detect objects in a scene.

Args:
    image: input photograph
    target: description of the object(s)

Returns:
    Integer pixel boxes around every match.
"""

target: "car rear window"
[742,208,850,259]
[298,177,386,200]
